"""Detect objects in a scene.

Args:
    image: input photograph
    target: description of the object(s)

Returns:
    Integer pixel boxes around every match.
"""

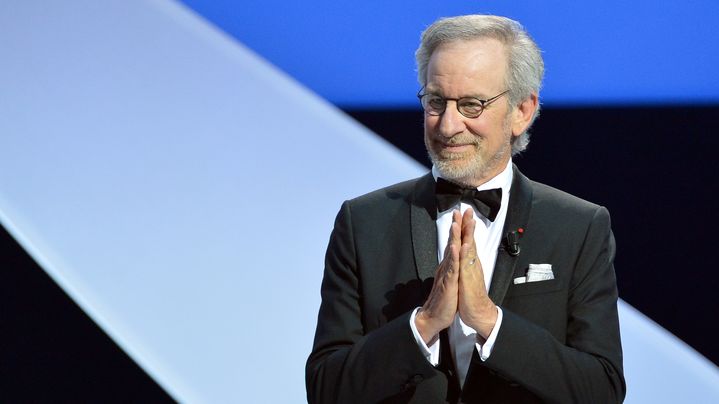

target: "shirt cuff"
[409,307,440,366]
[475,306,503,361]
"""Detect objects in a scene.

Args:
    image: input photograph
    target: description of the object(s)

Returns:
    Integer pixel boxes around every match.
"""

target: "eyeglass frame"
[417,88,510,119]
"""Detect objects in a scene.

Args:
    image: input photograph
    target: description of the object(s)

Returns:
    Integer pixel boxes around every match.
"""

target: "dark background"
[2,105,717,399]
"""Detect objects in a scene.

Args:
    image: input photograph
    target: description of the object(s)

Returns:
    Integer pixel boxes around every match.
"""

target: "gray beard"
[425,110,514,187]
[428,140,509,187]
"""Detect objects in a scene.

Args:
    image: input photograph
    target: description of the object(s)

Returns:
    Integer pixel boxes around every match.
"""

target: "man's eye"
[428,97,446,109]
[459,100,483,114]
[459,100,482,109]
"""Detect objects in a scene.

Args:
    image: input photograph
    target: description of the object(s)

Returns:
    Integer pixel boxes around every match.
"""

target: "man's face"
[423,38,516,187]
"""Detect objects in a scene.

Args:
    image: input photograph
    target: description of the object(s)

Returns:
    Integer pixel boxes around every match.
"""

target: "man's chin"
[433,158,481,183]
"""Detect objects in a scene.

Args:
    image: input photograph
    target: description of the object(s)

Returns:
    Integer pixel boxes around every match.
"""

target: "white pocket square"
[514,264,554,284]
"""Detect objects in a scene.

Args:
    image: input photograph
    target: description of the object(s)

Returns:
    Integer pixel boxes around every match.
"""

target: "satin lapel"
[488,165,533,305]
[411,173,438,281]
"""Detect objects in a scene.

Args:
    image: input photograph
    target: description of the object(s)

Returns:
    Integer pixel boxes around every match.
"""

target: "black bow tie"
[435,177,502,222]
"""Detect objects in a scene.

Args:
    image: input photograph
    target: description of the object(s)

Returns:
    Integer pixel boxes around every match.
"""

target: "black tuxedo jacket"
[307,167,625,403]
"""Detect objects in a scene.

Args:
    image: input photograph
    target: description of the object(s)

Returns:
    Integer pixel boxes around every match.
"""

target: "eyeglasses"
[417,88,509,119]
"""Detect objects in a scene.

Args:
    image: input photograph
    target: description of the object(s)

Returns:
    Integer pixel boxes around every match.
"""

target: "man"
[307,15,625,404]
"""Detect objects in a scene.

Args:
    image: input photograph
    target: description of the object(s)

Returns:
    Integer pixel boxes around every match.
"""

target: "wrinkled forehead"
[425,38,509,95]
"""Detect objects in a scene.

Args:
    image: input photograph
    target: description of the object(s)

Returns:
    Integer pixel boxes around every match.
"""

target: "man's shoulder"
[343,173,432,214]
[525,176,609,222]
[532,180,599,208]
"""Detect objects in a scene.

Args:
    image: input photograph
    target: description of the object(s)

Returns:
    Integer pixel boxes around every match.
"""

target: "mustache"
[435,137,479,146]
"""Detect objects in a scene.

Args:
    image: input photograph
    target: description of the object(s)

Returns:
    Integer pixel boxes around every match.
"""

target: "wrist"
[415,309,440,345]
[474,304,498,339]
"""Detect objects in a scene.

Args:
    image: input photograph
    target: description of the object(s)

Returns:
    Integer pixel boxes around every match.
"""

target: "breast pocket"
[505,277,563,297]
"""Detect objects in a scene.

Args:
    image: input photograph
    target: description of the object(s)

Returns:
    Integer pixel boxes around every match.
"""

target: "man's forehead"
[430,37,508,64]
[425,38,508,95]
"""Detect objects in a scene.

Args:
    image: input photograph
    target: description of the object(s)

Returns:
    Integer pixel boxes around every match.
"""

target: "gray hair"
[415,15,544,155]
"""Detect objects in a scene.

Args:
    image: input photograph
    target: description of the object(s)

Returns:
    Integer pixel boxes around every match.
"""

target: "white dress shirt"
[409,159,513,388]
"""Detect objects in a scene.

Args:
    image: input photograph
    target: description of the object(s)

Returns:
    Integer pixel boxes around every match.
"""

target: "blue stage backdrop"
[180,0,719,106]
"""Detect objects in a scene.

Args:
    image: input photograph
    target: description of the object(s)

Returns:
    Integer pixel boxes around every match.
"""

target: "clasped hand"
[415,208,498,345]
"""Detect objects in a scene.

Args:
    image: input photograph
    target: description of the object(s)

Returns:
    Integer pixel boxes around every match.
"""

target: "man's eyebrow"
[424,88,487,99]
[424,84,489,97]
[422,86,442,95]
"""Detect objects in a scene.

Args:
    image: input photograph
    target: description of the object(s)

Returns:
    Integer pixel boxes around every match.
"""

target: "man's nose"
[438,101,465,138]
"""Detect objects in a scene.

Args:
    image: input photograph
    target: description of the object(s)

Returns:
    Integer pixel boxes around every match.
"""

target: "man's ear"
[511,93,539,137]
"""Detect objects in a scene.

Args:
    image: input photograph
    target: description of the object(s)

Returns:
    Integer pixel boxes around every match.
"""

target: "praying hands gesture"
[415,208,499,345]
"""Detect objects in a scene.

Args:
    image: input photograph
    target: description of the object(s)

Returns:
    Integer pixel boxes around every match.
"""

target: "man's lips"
[437,142,475,152]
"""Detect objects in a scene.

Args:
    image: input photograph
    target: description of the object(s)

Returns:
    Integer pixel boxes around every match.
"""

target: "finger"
[443,216,462,260]
[449,242,459,276]
[462,208,474,235]
[441,243,459,277]
[459,242,473,270]
[459,214,477,260]
[461,208,474,245]
[450,209,462,245]
[459,240,478,271]
[463,214,476,249]
[436,241,460,279]
[459,219,482,274]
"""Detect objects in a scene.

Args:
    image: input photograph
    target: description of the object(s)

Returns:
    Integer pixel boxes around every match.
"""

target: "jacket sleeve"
[481,206,626,403]
[305,201,440,404]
